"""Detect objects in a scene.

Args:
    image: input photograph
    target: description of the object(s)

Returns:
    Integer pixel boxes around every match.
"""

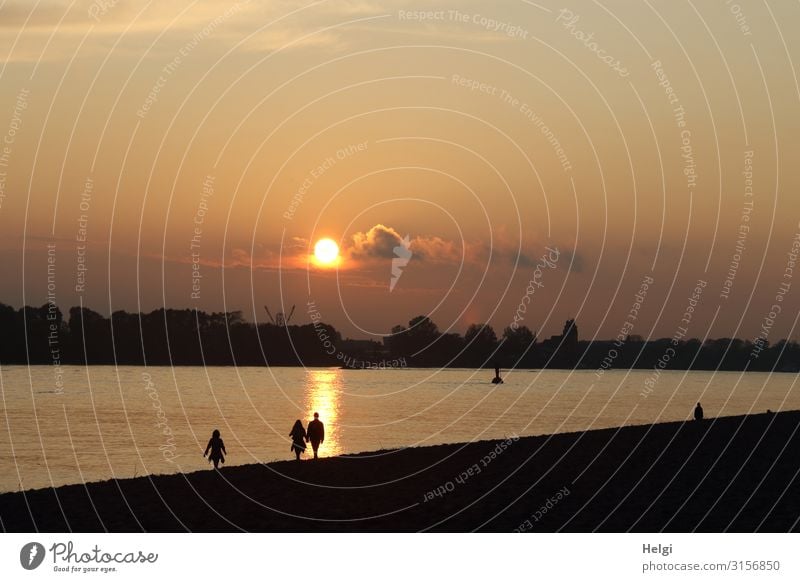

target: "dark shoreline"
[2,411,799,532]
[4,364,797,372]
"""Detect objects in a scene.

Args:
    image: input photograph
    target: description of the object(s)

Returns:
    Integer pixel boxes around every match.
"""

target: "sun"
[313,238,340,266]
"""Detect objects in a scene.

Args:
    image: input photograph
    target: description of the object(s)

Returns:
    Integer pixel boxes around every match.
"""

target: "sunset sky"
[1,0,799,342]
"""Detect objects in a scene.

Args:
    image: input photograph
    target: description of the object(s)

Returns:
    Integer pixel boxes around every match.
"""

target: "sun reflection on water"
[303,369,343,456]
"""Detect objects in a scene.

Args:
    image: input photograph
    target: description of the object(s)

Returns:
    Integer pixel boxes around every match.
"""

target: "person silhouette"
[492,365,504,384]
[694,402,704,421]
[306,412,325,459]
[289,419,307,461]
[203,429,227,469]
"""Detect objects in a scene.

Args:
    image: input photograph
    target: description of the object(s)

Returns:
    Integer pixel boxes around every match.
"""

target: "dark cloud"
[560,248,584,273]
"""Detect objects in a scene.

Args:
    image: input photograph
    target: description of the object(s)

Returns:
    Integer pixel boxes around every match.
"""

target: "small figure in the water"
[203,429,227,469]
[289,419,307,461]
[694,402,704,421]
[306,412,325,459]
[492,365,504,384]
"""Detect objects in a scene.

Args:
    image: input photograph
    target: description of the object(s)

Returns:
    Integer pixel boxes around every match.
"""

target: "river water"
[0,366,796,492]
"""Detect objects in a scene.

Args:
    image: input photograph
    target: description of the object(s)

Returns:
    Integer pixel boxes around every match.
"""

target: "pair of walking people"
[202,412,324,470]
[289,412,325,460]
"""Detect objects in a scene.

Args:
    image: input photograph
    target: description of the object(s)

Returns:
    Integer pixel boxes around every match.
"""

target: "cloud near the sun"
[340,224,585,274]
[346,224,460,263]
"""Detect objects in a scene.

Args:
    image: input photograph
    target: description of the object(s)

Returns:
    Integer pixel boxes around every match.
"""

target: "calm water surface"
[1,366,797,492]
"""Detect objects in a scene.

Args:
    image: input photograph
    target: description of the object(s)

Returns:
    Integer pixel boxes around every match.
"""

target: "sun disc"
[314,238,339,265]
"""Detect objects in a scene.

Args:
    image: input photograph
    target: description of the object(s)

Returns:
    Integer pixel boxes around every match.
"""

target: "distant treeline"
[0,303,339,366]
[1,302,799,372]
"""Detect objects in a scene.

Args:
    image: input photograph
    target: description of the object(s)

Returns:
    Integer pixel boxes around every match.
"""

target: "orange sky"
[1,0,799,342]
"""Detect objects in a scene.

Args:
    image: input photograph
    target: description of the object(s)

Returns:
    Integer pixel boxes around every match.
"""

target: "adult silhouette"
[289,419,307,461]
[306,412,325,459]
[203,429,227,469]
[492,365,504,384]
[694,402,704,421]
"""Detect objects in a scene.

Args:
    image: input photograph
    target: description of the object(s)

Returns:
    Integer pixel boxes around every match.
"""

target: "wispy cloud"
[0,0,352,64]
[1,0,529,66]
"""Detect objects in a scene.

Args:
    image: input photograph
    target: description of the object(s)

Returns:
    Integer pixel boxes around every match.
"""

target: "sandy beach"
[1,410,798,532]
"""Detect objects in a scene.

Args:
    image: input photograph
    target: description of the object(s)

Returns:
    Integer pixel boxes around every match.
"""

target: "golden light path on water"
[303,369,343,456]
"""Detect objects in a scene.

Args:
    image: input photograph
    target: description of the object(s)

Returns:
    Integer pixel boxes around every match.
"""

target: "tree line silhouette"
[1,302,798,372]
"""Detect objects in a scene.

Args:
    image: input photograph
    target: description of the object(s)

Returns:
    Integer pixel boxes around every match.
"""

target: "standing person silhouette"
[492,365,504,384]
[203,429,227,469]
[306,412,325,459]
[694,402,704,421]
[289,419,307,461]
